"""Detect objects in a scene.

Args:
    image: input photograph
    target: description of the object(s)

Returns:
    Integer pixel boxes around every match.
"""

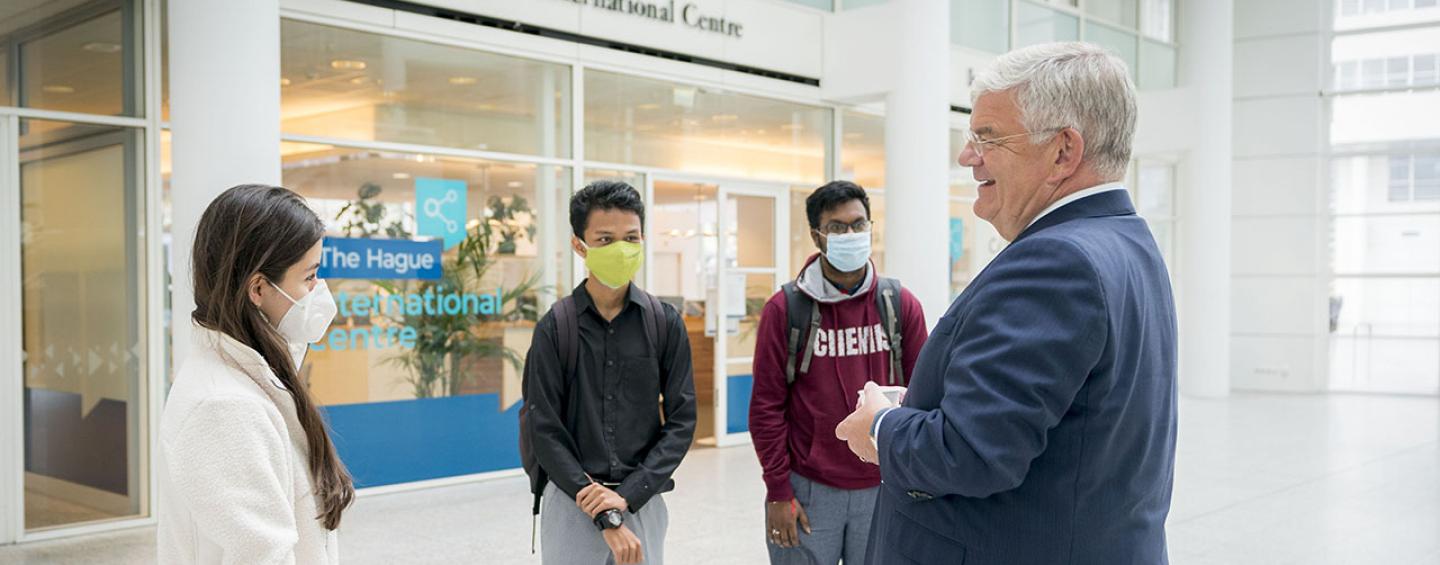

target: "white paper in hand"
[857,385,907,408]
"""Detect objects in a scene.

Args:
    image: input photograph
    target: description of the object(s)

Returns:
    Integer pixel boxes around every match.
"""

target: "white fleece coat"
[157,326,338,565]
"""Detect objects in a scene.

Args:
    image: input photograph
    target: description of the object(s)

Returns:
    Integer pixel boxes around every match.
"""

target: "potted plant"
[336,182,408,238]
[487,194,537,255]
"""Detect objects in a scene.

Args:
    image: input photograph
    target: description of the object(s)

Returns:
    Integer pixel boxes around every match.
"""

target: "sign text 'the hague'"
[554,0,745,38]
[320,237,443,281]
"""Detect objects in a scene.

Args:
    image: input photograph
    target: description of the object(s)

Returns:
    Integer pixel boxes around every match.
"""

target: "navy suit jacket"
[868,189,1178,565]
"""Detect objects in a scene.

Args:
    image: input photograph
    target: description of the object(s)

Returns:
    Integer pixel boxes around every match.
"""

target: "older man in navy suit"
[836,42,1178,565]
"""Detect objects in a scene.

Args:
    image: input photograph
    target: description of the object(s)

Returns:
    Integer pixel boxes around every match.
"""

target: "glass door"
[644,178,786,447]
[715,184,785,447]
[12,119,149,534]
[646,179,721,443]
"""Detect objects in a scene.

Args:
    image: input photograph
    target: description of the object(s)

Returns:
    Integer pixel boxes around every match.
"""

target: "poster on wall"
[306,177,539,488]
[950,217,964,263]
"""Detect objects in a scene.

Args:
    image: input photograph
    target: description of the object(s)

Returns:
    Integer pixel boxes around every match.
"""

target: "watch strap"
[593,509,624,531]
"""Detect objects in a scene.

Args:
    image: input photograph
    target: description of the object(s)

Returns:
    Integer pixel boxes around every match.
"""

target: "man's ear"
[811,229,825,252]
[1049,127,1086,180]
[571,235,587,258]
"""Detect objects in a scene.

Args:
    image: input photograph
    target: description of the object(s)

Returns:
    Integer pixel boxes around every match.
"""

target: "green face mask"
[583,240,643,289]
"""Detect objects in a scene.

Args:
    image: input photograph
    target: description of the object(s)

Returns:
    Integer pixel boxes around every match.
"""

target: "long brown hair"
[191,184,355,530]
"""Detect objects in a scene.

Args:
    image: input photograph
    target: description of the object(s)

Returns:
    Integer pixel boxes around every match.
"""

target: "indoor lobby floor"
[1,392,1436,564]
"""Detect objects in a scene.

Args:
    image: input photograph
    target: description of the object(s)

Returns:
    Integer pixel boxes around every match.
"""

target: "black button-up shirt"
[522,282,696,512]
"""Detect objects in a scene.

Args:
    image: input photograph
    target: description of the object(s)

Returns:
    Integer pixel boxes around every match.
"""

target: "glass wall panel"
[20,120,147,530]
[585,70,830,185]
[952,0,1010,53]
[280,144,569,486]
[3,0,140,117]
[1136,161,1176,218]
[1141,0,1173,42]
[1139,39,1177,90]
[1086,22,1138,79]
[281,19,571,157]
[1333,155,1440,215]
[727,194,775,269]
[1085,0,1138,28]
[1324,275,1440,392]
[1331,277,1440,338]
[841,111,885,189]
[1327,9,1440,396]
[1329,27,1440,146]
[1016,2,1080,47]
[1336,0,1440,31]
[1332,215,1440,274]
[1135,161,1177,268]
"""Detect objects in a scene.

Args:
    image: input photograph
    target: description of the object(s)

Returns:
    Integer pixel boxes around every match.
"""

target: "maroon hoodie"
[749,254,928,502]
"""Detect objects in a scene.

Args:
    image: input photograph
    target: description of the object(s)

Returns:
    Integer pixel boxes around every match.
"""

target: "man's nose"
[957,144,982,167]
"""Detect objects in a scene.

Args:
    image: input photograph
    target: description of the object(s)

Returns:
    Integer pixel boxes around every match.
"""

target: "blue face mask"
[822,231,872,273]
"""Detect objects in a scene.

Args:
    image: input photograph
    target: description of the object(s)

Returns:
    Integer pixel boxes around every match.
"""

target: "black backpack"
[783,277,906,386]
[517,289,670,550]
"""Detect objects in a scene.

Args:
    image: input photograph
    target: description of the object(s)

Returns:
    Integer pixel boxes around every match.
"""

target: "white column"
[1177,0,1233,397]
[168,0,281,363]
[883,0,951,328]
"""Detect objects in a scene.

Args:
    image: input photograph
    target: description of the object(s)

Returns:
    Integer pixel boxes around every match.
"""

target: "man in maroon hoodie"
[749,181,929,565]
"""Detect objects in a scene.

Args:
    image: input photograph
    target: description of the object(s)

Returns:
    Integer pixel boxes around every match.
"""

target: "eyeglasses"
[816,219,872,235]
[963,127,1064,157]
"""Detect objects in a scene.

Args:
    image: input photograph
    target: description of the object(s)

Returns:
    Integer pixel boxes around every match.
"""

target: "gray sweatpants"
[766,473,878,565]
[541,482,669,565]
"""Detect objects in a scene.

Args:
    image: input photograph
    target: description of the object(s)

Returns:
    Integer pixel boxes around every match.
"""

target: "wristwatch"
[593,508,624,531]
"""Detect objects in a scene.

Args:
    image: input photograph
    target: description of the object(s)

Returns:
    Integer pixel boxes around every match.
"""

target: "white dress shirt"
[1025,182,1128,229]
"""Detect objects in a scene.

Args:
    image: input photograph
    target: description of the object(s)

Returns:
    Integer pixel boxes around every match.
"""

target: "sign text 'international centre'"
[554,0,744,38]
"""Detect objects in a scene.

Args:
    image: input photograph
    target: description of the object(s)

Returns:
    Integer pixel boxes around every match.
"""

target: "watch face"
[605,511,623,527]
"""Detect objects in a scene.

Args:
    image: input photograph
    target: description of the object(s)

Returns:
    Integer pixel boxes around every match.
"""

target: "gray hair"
[971,42,1137,180]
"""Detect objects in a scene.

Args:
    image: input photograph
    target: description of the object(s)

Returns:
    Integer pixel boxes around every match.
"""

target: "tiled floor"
[1,392,1436,564]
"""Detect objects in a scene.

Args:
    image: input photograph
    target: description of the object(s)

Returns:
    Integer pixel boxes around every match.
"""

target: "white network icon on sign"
[424,189,460,233]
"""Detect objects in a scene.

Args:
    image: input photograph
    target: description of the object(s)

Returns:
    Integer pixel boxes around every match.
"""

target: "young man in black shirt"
[521,181,696,565]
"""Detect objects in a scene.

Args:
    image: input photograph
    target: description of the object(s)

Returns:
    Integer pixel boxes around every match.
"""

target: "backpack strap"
[875,277,905,386]
[554,296,579,381]
[638,291,670,361]
[782,282,821,385]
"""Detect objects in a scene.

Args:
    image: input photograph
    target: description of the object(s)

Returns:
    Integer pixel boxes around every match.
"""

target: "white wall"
[1229,0,1331,392]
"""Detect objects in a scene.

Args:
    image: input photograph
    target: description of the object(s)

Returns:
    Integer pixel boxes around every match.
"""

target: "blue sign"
[950,217,965,263]
[319,237,443,280]
[415,177,468,250]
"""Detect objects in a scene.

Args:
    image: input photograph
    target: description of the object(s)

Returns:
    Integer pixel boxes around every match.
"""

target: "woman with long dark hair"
[158,184,354,564]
